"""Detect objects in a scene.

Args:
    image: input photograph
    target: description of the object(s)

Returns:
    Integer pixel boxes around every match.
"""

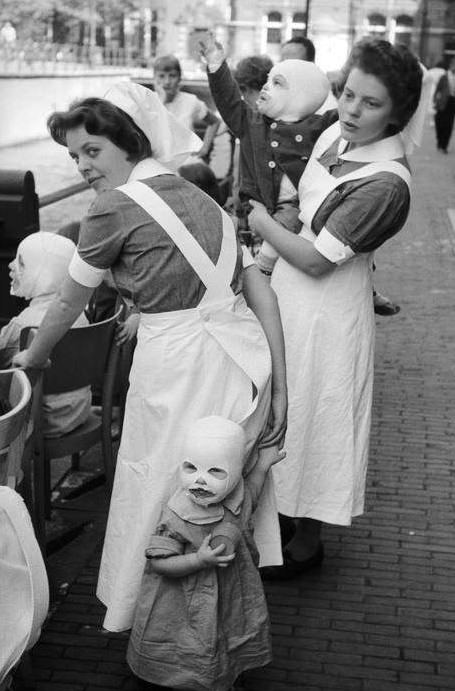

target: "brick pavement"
[8,121,455,690]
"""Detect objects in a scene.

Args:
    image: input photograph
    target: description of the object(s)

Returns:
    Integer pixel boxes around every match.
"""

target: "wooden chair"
[21,307,122,549]
[0,369,32,489]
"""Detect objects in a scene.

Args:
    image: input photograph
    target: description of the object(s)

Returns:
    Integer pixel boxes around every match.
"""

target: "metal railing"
[0,41,141,75]
[39,181,89,209]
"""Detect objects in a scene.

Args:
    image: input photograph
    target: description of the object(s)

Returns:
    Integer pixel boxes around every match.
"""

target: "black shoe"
[279,513,296,546]
[260,543,324,581]
[373,292,400,316]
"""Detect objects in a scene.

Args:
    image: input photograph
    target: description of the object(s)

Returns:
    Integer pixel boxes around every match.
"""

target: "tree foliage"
[0,0,143,42]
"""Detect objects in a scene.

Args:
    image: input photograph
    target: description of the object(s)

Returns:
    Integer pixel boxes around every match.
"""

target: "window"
[267,11,283,44]
[367,12,386,37]
[395,14,413,47]
[291,12,306,39]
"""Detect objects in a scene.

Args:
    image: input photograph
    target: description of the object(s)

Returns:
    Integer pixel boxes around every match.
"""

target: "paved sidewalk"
[12,122,455,690]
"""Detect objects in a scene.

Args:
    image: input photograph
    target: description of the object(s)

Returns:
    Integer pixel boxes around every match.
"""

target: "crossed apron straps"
[116,180,238,304]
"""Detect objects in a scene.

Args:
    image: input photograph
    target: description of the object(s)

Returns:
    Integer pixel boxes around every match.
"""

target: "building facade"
[102,0,455,72]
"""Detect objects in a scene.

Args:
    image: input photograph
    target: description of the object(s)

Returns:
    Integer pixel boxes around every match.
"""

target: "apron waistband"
[139,293,247,326]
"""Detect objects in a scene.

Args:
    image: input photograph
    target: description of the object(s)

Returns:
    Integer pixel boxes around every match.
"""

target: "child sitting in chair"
[127,415,285,691]
[0,232,91,438]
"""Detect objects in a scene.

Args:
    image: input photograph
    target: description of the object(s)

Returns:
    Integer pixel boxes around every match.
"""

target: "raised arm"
[200,34,249,138]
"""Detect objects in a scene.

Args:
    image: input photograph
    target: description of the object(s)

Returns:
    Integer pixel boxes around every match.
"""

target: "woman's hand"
[197,534,235,569]
[259,385,288,448]
[248,200,273,238]
[199,32,225,72]
[115,313,140,346]
[12,349,50,370]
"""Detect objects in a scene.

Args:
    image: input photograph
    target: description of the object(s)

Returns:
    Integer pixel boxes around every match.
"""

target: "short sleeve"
[314,228,355,265]
[317,173,410,254]
[144,518,186,559]
[76,190,127,268]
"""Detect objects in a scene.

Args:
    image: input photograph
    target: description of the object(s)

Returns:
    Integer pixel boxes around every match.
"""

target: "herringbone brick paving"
[11,121,455,690]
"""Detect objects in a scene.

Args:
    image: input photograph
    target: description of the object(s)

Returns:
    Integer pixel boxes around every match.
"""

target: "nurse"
[13,82,287,629]
[249,37,430,578]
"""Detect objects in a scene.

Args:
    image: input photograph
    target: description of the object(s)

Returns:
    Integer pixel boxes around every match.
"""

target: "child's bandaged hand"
[199,32,225,72]
[197,534,235,569]
[248,200,271,237]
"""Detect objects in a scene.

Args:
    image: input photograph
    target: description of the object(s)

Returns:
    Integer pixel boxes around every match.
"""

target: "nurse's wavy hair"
[47,98,152,162]
[336,37,423,133]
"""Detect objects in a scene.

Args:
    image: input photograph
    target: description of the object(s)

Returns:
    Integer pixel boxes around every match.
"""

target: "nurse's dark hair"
[47,98,152,162]
[336,37,422,133]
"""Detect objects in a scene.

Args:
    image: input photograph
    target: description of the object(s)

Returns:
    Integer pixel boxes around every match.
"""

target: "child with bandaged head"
[127,415,285,691]
[201,35,338,275]
[0,232,91,437]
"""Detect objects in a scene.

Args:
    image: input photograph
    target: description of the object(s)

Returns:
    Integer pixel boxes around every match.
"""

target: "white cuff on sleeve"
[313,227,355,265]
[241,245,255,269]
[69,252,107,288]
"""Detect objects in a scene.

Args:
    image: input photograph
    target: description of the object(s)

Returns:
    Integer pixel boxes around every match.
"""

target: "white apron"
[0,487,49,685]
[272,123,411,525]
[97,180,281,632]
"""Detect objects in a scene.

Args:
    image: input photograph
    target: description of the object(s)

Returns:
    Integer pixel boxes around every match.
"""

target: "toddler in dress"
[127,415,285,691]
[0,232,91,437]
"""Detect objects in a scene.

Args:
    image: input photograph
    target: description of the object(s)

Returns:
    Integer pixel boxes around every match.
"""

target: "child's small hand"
[197,534,235,568]
[257,444,287,470]
[115,313,140,346]
[199,32,225,72]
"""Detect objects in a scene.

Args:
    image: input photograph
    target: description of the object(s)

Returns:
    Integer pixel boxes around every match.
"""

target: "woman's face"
[66,126,136,193]
[154,68,180,103]
[338,67,396,149]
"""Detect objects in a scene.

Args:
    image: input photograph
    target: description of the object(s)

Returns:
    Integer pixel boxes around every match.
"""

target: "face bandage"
[179,416,246,507]
[260,60,330,122]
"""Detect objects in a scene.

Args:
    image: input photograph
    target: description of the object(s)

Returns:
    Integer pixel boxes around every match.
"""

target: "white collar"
[167,480,244,525]
[127,157,173,182]
[337,133,406,162]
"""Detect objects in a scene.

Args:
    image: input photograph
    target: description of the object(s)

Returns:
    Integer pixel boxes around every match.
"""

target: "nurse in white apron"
[248,38,431,579]
[13,82,287,630]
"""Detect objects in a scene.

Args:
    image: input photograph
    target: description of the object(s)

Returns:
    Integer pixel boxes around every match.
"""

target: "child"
[178,159,222,204]
[201,36,338,275]
[0,232,91,437]
[127,416,285,691]
[154,54,221,161]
